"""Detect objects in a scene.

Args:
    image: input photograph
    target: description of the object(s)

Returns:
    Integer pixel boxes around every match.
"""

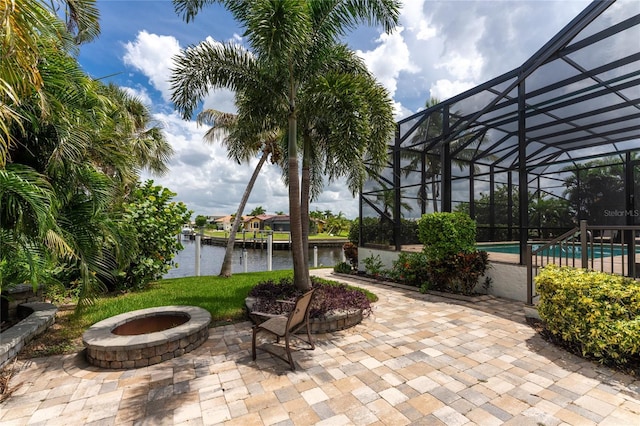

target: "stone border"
[0,302,57,369]
[331,272,495,302]
[82,306,211,369]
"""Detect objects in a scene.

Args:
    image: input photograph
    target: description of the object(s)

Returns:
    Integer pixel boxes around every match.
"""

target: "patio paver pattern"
[1,269,639,425]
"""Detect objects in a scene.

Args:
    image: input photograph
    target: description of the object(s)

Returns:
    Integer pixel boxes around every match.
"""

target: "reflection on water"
[164,239,344,278]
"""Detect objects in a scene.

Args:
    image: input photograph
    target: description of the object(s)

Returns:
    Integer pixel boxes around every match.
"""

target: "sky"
[77,0,594,220]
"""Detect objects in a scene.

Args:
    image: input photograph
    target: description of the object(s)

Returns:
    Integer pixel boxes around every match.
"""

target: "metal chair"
[251,289,315,370]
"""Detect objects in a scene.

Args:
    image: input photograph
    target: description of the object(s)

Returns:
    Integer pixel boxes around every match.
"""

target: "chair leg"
[251,326,257,361]
[305,321,315,350]
[285,334,295,370]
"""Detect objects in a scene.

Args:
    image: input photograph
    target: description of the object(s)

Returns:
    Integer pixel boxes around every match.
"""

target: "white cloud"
[429,79,477,103]
[435,52,483,82]
[123,31,181,102]
[202,90,237,115]
[122,86,153,107]
[356,27,420,97]
[400,0,436,41]
[139,111,363,219]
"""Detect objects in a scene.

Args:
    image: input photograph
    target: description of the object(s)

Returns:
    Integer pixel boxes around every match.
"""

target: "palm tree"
[296,52,394,263]
[406,98,486,213]
[4,36,172,303]
[196,108,282,277]
[250,206,266,216]
[0,0,100,166]
[172,0,399,290]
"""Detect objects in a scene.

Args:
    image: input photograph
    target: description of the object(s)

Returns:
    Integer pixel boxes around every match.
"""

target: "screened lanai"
[359,0,640,265]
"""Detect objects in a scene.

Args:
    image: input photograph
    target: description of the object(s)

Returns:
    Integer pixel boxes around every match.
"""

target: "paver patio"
[1,269,639,425]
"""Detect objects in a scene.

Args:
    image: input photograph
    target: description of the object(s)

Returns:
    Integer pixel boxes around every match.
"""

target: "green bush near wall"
[418,212,476,260]
[536,265,640,364]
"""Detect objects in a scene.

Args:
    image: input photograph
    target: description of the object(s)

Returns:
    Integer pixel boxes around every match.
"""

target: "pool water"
[478,243,638,259]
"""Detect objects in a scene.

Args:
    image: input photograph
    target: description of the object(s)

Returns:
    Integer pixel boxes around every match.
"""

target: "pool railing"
[526,220,640,305]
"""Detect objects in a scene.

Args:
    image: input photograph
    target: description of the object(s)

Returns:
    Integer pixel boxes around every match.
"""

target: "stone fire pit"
[82,306,211,369]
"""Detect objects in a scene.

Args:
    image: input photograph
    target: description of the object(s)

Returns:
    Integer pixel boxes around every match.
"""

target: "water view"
[164,239,344,278]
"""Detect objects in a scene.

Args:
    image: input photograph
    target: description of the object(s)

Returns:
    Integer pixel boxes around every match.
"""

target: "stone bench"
[0,302,57,369]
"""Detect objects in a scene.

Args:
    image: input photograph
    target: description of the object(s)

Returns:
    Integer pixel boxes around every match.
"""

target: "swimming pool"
[478,242,639,259]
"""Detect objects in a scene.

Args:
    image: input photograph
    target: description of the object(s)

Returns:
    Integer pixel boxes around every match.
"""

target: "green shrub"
[387,252,430,287]
[536,265,640,364]
[362,254,384,278]
[446,251,490,294]
[116,181,192,291]
[354,216,393,246]
[418,212,476,260]
[415,212,486,294]
[333,262,352,274]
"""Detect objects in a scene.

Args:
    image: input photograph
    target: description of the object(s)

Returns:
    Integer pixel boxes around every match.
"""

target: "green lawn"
[78,271,294,330]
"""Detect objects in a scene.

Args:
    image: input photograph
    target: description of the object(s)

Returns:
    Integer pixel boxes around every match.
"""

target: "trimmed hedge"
[536,265,640,364]
[418,212,476,260]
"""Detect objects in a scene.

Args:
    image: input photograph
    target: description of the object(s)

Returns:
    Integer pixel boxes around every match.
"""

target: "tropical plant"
[248,276,374,319]
[333,261,352,274]
[404,98,487,213]
[116,181,192,291]
[563,158,635,225]
[455,184,574,240]
[0,165,62,292]
[171,0,400,290]
[0,0,100,164]
[387,251,429,287]
[195,215,208,228]
[325,211,350,235]
[249,206,266,216]
[362,254,384,278]
[418,212,476,261]
[2,10,172,304]
[536,265,640,365]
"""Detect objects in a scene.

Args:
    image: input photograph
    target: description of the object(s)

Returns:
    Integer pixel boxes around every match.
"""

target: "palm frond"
[171,40,264,119]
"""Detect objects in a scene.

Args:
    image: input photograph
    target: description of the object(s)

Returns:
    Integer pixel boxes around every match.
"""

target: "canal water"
[164,239,344,278]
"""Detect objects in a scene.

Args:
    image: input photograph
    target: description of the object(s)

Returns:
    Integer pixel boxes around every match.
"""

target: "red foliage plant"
[248,277,372,319]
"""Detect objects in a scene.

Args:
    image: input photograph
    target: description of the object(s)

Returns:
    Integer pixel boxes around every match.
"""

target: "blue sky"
[77,0,594,219]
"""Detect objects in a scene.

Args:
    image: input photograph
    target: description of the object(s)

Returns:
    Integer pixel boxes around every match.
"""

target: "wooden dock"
[183,234,347,250]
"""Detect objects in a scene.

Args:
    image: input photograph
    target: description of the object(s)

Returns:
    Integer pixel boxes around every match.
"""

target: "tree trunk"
[301,134,312,269]
[431,175,439,213]
[219,151,268,277]
[288,111,310,291]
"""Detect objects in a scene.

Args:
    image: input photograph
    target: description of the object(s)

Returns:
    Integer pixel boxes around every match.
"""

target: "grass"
[18,270,374,359]
[79,270,295,330]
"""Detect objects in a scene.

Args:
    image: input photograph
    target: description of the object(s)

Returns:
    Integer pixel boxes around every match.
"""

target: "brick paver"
[1,269,639,425]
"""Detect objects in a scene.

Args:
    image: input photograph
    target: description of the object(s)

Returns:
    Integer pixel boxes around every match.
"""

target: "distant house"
[207,215,226,225]
[213,215,235,231]
[243,216,262,232]
[311,218,326,233]
[214,214,291,233]
[264,215,290,232]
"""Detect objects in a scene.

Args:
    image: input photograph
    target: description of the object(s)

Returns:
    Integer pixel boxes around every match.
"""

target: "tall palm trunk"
[219,151,268,277]
[301,134,312,268]
[288,110,310,290]
[431,175,439,213]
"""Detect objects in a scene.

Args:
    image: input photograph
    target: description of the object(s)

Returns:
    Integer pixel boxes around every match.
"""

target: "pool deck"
[1,269,639,425]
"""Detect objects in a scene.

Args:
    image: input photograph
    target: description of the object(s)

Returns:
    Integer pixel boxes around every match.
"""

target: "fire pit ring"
[82,306,211,369]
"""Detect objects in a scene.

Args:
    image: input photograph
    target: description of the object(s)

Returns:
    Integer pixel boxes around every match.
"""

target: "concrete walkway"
[1,270,639,425]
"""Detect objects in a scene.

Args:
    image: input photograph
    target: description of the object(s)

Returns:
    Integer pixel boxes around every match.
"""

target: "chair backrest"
[286,289,315,331]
